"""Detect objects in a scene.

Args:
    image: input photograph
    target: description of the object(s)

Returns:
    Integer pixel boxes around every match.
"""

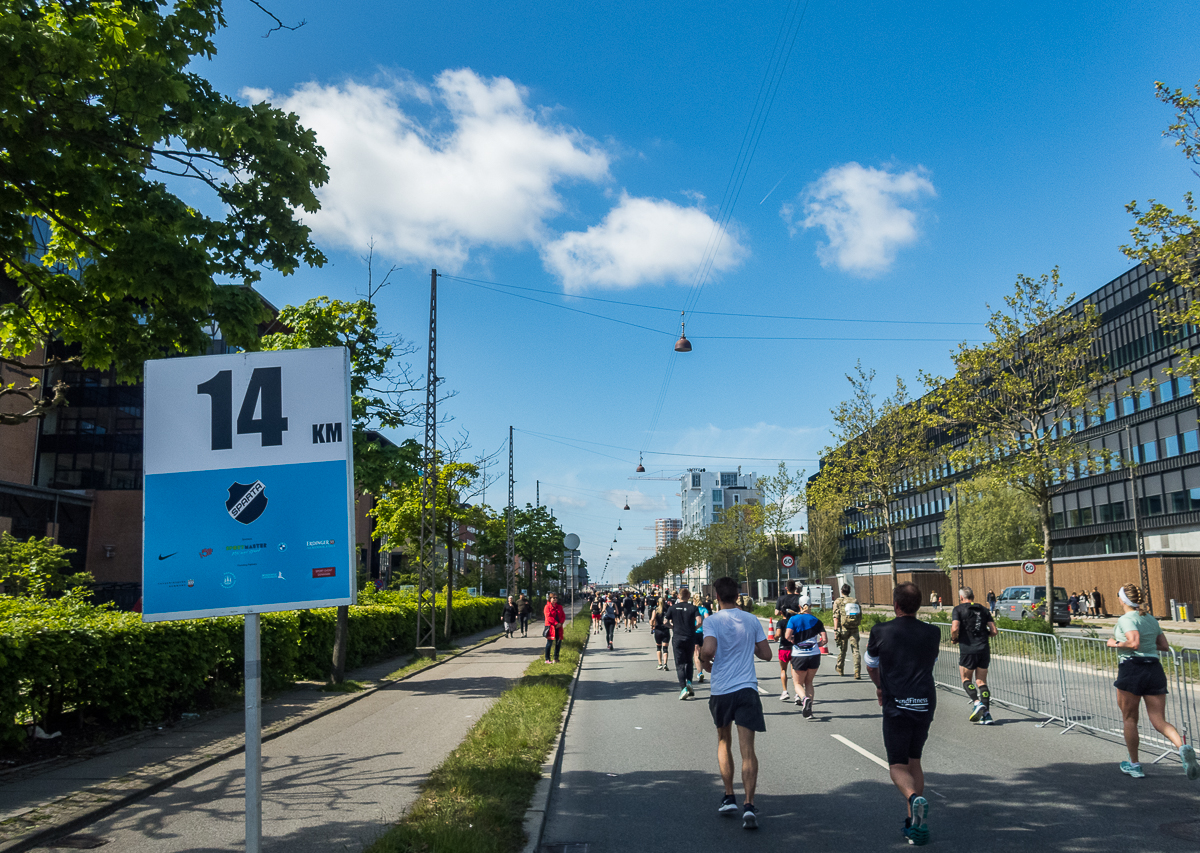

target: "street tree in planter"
[759,461,806,594]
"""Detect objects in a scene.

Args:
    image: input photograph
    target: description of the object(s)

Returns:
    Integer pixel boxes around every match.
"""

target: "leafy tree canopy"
[0,531,87,597]
[0,0,328,419]
[935,473,1042,573]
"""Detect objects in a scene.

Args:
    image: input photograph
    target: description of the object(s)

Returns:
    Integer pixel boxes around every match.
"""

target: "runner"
[590,597,602,635]
[865,582,940,846]
[543,592,566,664]
[1108,582,1200,780]
[623,590,636,632]
[698,576,771,830]
[951,586,998,724]
[774,607,794,701]
[668,587,700,699]
[602,594,619,650]
[784,595,826,718]
[775,579,801,621]
[651,597,672,670]
[694,597,710,683]
[832,583,863,679]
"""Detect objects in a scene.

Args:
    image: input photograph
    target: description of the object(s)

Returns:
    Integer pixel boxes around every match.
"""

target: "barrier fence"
[933,625,1198,763]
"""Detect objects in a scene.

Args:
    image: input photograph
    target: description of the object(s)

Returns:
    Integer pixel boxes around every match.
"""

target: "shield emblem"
[226,480,268,524]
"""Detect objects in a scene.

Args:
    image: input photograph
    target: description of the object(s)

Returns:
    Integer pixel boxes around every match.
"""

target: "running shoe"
[903,823,929,846]
[968,701,986,722]
[742,803,758,830]
[1120,760,1145,778]
[981,712,994,725]
[686,682,695,698]
[679,687,690,700]
[795,695,803,707]
[718,794,738,815]
[697,672,705,683]
[1182,744,1200,781]
[779,690,790,702]
[608,642,613,650]
[910,794,928,829]
[802,697,813,718]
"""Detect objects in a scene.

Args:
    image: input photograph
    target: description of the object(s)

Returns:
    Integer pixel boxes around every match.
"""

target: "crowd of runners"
[579,577,1199,845]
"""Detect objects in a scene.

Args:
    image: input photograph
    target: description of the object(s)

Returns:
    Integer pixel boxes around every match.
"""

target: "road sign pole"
[245,612,262,853]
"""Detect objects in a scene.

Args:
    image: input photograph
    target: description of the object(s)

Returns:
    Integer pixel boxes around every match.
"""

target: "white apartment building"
[678,468,761,587]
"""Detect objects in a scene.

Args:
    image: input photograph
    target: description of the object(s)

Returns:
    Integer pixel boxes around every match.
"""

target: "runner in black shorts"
[866,582,940,846]
[951,587,998,725]
[668,587,700,698]
[651,598,672,670]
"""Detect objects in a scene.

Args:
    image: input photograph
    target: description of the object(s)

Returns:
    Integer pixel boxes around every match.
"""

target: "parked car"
[995,585,1071,626]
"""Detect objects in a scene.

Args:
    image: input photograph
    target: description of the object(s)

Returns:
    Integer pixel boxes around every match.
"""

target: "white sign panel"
[142,348,356,621]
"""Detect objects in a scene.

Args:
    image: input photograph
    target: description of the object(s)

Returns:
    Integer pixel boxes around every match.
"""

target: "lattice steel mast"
[417,269,438,654]
[507,426,515,592]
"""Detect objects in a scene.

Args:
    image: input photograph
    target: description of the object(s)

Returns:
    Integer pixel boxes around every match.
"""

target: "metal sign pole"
[245,612,262,853]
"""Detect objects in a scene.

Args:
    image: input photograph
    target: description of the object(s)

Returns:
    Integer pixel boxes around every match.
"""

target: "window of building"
[1121,396,1136,417]
[692,473,701,488]
[1166,434,1181,458]
[1181,376,1193,397]
[1139,495,1164,516]
[1139,389,1154,410]
[1105,400,1117,422]
[1185,430,1199,454]
[1160,380,1175,403]
[712,489,723,504]
[720,472,737,487]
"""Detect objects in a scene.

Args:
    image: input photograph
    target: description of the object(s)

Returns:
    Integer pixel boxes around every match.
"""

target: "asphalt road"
[543,621,1200,852]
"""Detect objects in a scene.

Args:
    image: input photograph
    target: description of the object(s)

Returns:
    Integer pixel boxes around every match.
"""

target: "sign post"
[142,348,355,853]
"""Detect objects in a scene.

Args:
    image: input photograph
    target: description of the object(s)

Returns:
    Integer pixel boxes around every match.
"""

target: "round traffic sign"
[1022,561,1037,575]
[781,554,795,569]
[563,533,580,550]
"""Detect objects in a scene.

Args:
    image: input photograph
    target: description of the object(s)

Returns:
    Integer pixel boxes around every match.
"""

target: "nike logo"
[158,553,177,560]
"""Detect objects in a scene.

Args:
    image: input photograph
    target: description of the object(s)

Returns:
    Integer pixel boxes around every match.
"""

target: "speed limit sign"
[781,554,795,569]
[1022,561,1037,575]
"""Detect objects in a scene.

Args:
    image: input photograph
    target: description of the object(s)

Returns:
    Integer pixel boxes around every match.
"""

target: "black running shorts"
[791,654,821,671]
[653,630,670,647]
[1114,657,1168,696]
[708,687,766,732]
[882,712,932,766]
[958,651,991,671]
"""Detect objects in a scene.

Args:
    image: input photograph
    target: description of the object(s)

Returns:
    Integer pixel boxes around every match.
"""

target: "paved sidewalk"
[1,625,551,852]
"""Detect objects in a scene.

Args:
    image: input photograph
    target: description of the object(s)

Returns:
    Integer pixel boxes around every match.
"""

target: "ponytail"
[1121,583,1151,617]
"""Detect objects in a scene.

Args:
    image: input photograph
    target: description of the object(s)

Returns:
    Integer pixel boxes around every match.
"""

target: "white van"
[800,584,834,609]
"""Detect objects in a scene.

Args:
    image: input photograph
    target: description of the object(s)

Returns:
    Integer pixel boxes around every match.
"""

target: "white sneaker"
[779,690,790,702]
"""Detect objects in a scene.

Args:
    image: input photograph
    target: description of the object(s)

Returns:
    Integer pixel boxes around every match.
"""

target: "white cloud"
[783,162,935,277]
[545,493,588,509]
[245,69,610,268]
[541,193,746,292]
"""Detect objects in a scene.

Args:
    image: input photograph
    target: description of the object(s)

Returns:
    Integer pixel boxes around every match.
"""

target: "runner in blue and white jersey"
[784,595,827,719]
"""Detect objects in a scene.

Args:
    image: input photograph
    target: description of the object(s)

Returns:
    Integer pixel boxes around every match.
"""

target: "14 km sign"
[142,348,356,621]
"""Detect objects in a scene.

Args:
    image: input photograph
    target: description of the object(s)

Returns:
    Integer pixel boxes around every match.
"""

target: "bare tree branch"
[247,0,307,38]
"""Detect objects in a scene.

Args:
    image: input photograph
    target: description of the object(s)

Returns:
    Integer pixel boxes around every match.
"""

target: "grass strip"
[367,614,590,853]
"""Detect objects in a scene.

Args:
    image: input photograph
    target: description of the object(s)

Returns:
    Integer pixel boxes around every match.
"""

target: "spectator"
[543,593,565,664]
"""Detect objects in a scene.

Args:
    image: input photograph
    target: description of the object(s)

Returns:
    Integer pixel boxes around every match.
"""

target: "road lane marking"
[831,734,947,800]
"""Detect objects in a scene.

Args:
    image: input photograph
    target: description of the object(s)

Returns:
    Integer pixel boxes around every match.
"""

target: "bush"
[0,592,505,750]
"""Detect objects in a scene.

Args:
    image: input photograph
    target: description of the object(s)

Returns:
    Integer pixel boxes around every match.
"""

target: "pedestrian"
[501,595,518,639]
[651,598,672,670]
[668,586,701,699]
[518,595,532,638]
[698,576,771,830]
[602,595,619,649]
[865,583,940,846]
[832,583,863,679]
[785,595,826,718]
[987,589,996,614]
[951,587,998,725]
[1108,583,1199,780]
[1093,586,1107,618]
[929,591,938,610]
[590,597,602,635]
[694,596,710,684]
[543,592,566,664]
[774,607,794,702]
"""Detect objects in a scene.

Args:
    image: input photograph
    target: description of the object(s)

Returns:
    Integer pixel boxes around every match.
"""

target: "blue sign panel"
[142,348,356,621]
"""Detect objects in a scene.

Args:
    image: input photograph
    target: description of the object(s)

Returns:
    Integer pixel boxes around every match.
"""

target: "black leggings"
[673,640,695,688]
[604,619,616,643]
[544,637,562,661]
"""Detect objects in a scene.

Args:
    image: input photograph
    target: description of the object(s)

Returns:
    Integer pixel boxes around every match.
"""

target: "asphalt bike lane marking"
[831,734,947,800]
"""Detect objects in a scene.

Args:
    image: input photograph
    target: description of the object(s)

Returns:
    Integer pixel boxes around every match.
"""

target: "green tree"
[935,473,1042,574]
[0,532,85,598]
[261,292,420,680]
[928,269,1110,630]
[705,502,766,585]
[819,362,935,588]
[799,483,844,584]
[1123,79,1200,387]
[759,461,806,593]
[512,504,565,595]
[0,1,329,422]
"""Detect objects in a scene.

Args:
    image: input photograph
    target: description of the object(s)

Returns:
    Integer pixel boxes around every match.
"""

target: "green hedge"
[0,592,504,749]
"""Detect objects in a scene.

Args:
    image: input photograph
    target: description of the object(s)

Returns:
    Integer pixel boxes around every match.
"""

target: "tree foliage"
[818,361,934,587]
[0,532,86,598]
[1122,79,1200,386]
[758,461,806,587]
[0,0,328,421]
[935,473,1041,573]
[927,269,1109,630]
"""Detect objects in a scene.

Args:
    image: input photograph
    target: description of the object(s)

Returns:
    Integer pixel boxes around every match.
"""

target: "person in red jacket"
[544,593,566,664]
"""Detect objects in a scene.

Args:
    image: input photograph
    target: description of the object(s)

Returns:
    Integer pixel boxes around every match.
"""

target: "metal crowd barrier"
[932,623,1198,763]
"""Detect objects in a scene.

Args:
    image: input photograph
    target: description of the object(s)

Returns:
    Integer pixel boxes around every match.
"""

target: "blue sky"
[193,0,1200,584]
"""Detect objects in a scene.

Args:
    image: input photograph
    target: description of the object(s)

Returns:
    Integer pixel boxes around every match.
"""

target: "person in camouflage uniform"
[832,583,863,678]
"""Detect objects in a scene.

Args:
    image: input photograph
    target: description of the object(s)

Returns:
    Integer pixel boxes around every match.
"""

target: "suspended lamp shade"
[674,312,692,353]
[623,496,631,511]
[617,523,622,531]
[636,453,646,473]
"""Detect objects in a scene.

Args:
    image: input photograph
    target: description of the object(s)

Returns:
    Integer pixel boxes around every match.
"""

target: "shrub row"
[0,591,504,749]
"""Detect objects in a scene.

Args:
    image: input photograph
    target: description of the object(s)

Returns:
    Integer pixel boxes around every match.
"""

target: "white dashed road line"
[831,734,947,800]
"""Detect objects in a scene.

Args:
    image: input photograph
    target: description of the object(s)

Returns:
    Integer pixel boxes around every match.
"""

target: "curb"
[0,630,505,853]
[520,622,589,853]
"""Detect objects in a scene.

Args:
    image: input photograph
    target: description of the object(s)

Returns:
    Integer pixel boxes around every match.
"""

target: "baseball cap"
[798,594,811,607]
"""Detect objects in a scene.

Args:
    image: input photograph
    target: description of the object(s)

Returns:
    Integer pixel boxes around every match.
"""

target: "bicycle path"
[543,622,1200,852]
[1,624,551,852]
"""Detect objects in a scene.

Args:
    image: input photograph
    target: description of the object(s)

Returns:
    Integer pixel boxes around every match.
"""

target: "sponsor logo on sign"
[199,548,213,558]
[187,579,195,588]
[312,566,336,578]
[221,572,237,588]
[226,543,267,552]
[306,539,337,549]
[278,542,287,552]
[225,480,268,524]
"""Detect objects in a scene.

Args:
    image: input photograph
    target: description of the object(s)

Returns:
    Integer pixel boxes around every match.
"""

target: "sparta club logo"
[225,480,268,525]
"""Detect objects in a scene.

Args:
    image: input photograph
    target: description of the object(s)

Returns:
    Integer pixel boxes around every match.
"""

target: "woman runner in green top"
[1107,582,1199,780]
